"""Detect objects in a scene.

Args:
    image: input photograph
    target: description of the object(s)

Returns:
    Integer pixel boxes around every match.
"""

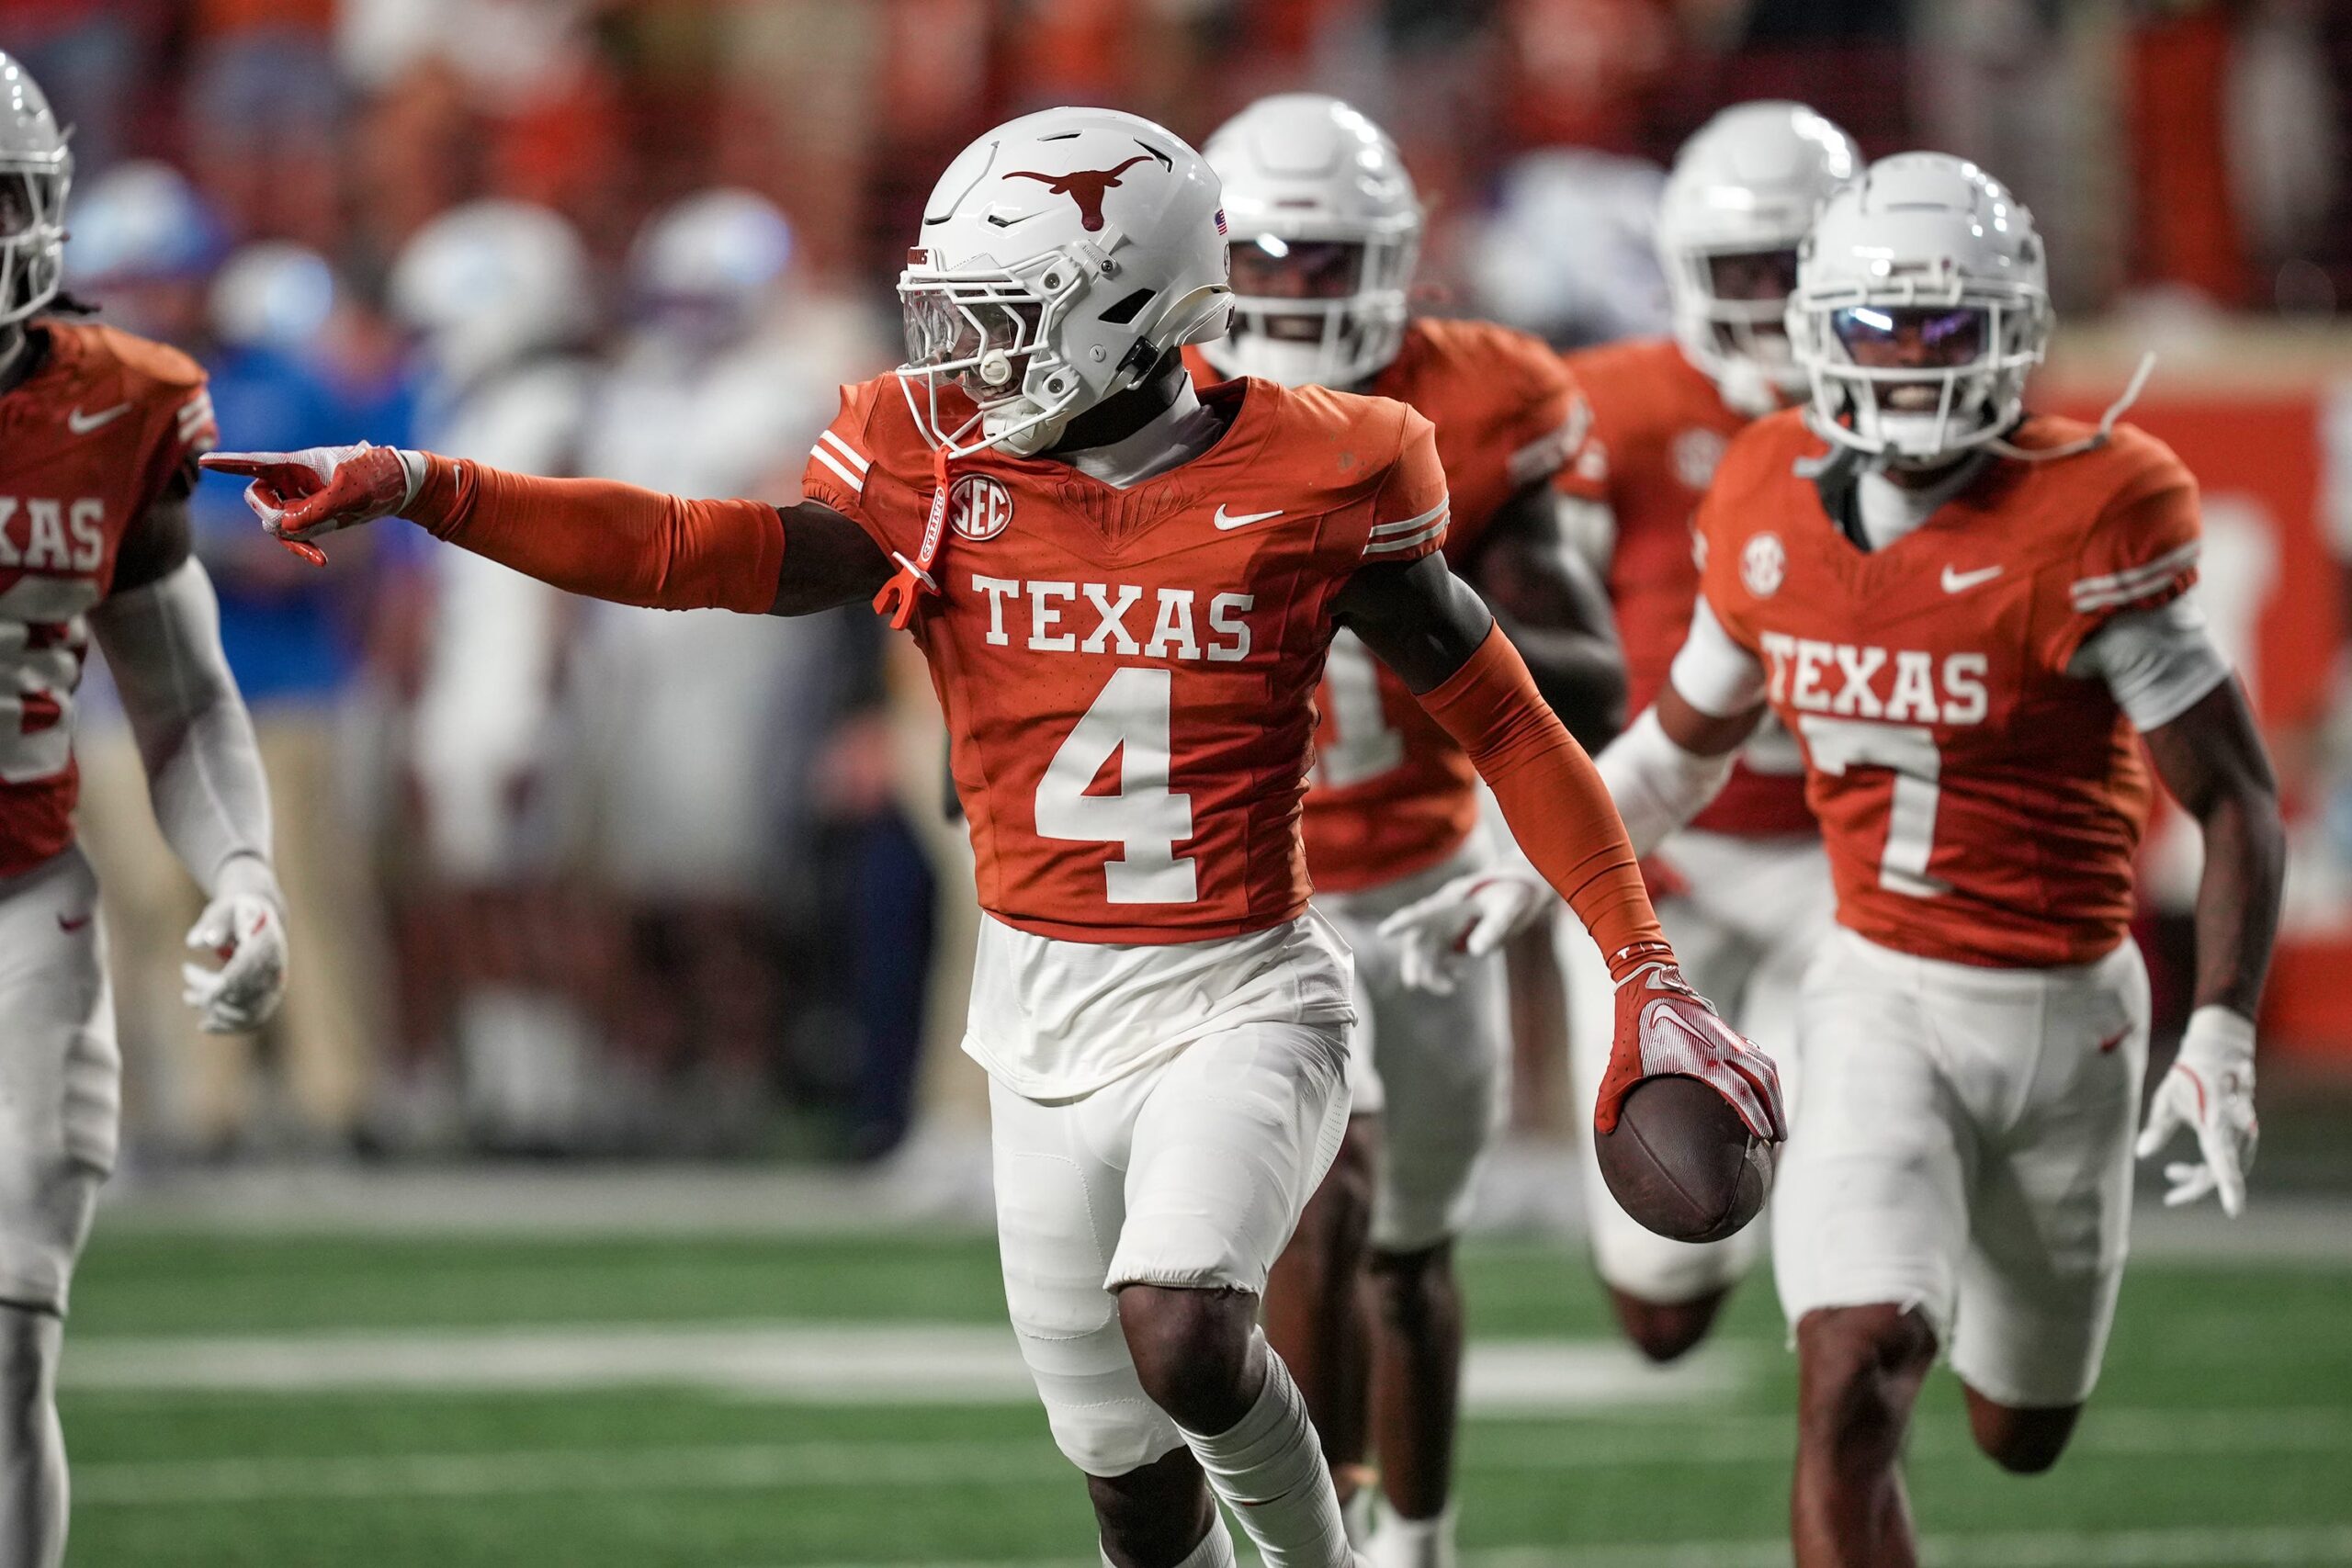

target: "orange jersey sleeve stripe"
[1418,624,1664,973]
[412,455,786,615]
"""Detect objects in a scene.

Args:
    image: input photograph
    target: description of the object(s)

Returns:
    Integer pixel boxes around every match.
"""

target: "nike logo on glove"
[67,402,132,435]
[1940,563,2003,593]
[1213,504,1284,531]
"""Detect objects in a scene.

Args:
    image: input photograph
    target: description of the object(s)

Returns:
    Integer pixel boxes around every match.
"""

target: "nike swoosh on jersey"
[66,402,132,434]
[56,913,91,933]
[1940,563,2004,593]
[1212,505,1284,531]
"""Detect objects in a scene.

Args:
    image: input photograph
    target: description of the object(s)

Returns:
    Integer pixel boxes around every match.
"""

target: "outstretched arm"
[1332,553,1783,1140]
[88,493,288,1033]
[201,443,893,618]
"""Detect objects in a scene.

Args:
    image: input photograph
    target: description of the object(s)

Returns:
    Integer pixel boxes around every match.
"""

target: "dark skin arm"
[1329,551,1506,694]
[110,484,197,595]
[763,500,894,616]
[1458,479,1625,750]
[1655,680,1765,758]
[2141,678,2284,1018]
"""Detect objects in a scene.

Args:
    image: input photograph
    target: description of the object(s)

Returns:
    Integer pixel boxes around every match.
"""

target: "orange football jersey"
[803,374,1450,942]
[1560,336,1814,838]
[1187,317,1585,892]
[0,321,217,879]
[1695,410,2201,968]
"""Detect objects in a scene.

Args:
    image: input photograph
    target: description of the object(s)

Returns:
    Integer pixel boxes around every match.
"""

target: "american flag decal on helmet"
[1214,209,1227,235]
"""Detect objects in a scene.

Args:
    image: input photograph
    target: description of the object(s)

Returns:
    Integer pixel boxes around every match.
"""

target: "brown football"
[1595,1075,1777,1244]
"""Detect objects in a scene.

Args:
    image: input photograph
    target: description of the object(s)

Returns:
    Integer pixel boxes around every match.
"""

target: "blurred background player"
[579,187,901,1150]
[1558,102,1852,1359]
[385,198,605,1149]
[1595,152,2282,1568]
[206,102,1779,1568]
[1191,93,1623,1568]
[0,52,288,1565]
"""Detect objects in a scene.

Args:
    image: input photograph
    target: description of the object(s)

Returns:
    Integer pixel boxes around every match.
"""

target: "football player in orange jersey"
[209,107,1783,1568]
[1594,153,2281,1567]
[1554,102,1855,1362]
[1392,101,1857,1371]
[0,54,290,1567]
[1184,95,1624,1568]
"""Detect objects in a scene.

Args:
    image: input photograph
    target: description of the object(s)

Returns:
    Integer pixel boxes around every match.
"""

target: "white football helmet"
[210,241,336,352]
[1790,152,2051,465]
[898,106,1231,457]
[0,52,70,326]
[631,187,794,344]
[1196,93,1419,388]
[390,200,594,390]
[1657,100,1859,414]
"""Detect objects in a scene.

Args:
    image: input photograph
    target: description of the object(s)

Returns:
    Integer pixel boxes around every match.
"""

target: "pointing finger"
[198,452,288,479]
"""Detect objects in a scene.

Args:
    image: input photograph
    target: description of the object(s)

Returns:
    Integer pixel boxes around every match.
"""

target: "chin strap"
[1988,351,2157,464]
[874,444,953,630]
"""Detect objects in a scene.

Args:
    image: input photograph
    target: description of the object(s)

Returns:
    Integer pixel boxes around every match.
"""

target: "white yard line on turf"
[95,1154,2352,1264]
[61,1325,1742,1412]
[69,1407,2352,1507]
[769,1526,2352,1568]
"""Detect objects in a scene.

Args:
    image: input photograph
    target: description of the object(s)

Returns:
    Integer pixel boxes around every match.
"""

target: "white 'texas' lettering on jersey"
[971,574,1255,663]
[0,497,107,573]
[1759,631,1990,727]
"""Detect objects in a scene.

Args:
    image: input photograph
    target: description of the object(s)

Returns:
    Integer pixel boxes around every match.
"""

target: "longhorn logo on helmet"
[1001,157,1155,231]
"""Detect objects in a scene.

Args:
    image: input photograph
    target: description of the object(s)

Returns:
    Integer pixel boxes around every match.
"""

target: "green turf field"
[56,1224,2352,1566]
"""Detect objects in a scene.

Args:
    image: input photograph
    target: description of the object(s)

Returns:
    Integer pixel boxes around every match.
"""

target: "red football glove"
[1595,942,1786,1143]
[202,443,418,565]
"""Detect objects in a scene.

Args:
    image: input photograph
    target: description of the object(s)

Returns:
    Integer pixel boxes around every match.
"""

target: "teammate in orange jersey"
[1184,95,1624,1568]
[1394,101,1856,1371]
[209,107,1782,1568]
[1552,102,1854,1361]
[0,54,290,1567]
[1595,153,2280,1567]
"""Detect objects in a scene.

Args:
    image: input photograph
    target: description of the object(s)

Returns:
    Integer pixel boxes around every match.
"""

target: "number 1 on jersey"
[1036,666,1198,904]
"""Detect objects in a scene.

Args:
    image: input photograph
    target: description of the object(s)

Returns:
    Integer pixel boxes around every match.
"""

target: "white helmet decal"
[897,107,1231,458]
[1790,152,2052,467]
[1656,100,1859,414]
[1197,93,1420,389]
[0,51,72,328]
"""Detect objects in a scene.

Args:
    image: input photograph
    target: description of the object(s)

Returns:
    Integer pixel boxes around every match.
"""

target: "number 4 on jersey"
[1036,666,1199,904]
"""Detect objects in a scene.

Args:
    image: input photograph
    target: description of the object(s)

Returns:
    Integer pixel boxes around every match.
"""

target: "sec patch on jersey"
[1596,1075,1776,1243]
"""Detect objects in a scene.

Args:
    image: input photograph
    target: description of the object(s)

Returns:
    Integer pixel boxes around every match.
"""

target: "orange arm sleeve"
[1419,624,1667,976]
[408,454,786,615]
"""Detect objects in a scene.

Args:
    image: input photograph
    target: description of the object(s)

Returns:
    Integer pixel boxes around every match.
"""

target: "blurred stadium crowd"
[16,0,2352,1166]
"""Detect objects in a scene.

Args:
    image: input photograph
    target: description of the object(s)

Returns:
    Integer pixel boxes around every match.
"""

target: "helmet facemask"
[0,150,69,328]
[1209,227,1415,388]
[897,250,1132,457]
[1668,243,1804,414]
[1793,276,2048,467]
